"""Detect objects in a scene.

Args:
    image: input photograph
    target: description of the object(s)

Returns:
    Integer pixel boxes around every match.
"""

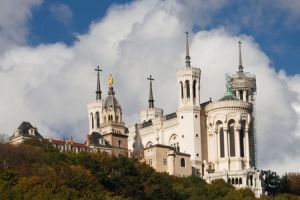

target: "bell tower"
[87,66,104,134]
[176,32,202,175]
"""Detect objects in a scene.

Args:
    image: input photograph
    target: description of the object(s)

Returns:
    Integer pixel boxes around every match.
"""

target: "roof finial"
[238,41,244,73]
[95,66,102,100]
[147,75,155,108]
[185,31,191,67]
[108,73,115,95]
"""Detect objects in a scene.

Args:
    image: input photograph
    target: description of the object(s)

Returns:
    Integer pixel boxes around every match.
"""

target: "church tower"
[87,66,104,134]
[230,42,257,167]
[140,75,163,123]
[176,32,202,175]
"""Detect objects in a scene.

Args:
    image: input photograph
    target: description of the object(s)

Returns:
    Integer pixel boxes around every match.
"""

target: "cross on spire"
[238,41,244,73]
[147,75,155,108]
[95,66,102,100]
[185,31,191,67]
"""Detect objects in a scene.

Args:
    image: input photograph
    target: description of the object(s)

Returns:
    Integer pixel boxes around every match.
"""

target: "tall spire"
[147,75,154,108]
[238,41,244,73]
[95,66,102,100]
[185,31,191,67]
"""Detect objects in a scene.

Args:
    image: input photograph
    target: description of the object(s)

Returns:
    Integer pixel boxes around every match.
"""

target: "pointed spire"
[238,41,244,73]
[185,31,191,67]
[147,75,155,108]
[95,66,102,100]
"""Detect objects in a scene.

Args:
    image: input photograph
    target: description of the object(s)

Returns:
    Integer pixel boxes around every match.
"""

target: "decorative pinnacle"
[225,74,233,96]
[185,31,191,67]
[94,66,102,100]
[147,75,155,108]
[238,41,244,73]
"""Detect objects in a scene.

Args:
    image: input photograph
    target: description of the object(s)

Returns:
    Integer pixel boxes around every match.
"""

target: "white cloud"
[49,3,73,26]
[0,0,42,53]
[0,0,299,173]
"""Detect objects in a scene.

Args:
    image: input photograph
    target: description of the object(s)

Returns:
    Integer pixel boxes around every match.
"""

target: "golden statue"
[108,74,114,88]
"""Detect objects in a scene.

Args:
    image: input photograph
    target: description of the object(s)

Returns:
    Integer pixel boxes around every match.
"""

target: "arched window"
[235,178,238,185]
[185,80,190,98]
[228,178,231,183]
[180,81,183,99]
[229,121,235,157]
[95,112,100,128]
[116,115,119,122]
[231,178,234,185]
[90,113,94,129]
[240,121,246,157]
[220,127,225,158]
[192,80,197,98]
[180,158,185,167]
[239,178,242,185]
[118,140,121,148]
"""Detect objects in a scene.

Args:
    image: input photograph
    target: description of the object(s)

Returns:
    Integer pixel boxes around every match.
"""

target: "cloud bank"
[0,0,299,173]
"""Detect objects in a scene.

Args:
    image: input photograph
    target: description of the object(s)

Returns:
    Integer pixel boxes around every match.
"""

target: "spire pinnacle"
[147,75,155,108]
[238,41,244,73]
[95,66,102,100]
[185,31,191,67]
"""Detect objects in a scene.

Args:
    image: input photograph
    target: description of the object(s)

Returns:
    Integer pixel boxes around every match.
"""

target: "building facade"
[128,34,263,196]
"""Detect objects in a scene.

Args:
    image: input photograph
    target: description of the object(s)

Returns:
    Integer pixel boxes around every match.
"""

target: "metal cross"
[147,75,154,82]
[95,66,102,73]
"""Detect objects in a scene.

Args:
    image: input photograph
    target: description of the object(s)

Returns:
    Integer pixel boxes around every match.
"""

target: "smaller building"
[9,121,43,145]
[144,144,191,177]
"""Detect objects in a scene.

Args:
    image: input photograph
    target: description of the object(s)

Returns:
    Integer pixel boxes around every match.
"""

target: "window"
[90,113,94,129]
[180,158,185,167]
[118,140,121,148]
[220,128,225,158]
[163,158,167,165]
[185,80,190,98]
[95,112,100,128]
[239,178,242,185]
[180,81,183,99]
[240,121,246,157]
[193,80,197,98]
[229,124,235,157]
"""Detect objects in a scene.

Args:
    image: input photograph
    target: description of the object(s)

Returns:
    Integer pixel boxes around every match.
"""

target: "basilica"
[9,33,264,197]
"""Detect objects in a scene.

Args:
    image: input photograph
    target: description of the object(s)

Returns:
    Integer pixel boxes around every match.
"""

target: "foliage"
[0,141,299,200]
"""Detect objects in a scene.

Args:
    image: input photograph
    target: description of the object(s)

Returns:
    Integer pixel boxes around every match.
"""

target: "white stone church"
[9,33,264,196]
[127,34,263,196]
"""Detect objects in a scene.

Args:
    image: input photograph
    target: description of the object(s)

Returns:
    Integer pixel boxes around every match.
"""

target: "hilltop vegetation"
[0,140,299,200]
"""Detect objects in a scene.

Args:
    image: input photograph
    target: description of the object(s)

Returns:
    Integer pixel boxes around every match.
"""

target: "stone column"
[223,127,229,158]
[236,91,240,99]
[243,91,247,101]
[245,128,250,168]
[214,129,218,161]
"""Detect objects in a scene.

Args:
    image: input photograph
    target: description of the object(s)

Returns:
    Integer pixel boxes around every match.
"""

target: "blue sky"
[28,0,300,75]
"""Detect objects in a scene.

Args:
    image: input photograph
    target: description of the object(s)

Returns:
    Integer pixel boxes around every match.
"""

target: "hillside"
[0,140,298,200]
